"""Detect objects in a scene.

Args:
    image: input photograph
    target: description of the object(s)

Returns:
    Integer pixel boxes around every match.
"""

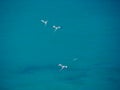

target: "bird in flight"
[40,19,48,26]
[73,58,79,61]
[58,64,68,71]
[52,25,61,32]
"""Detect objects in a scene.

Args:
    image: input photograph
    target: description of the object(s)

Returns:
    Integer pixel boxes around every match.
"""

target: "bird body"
[58,64,68,71]
[41,19,48,25]
[52,25,61,32]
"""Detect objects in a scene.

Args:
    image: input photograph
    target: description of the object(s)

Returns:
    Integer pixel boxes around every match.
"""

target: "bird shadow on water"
[18,64,59,74]
[55,67,91,87]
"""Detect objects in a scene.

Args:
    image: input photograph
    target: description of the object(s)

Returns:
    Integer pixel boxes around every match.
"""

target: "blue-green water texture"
[0,0,120,90]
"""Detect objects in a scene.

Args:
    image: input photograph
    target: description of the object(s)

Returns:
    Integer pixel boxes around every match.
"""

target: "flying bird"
[40,19,48,26]
[52,25,61,32]
[73,58,79,61]
[58,64,68,71]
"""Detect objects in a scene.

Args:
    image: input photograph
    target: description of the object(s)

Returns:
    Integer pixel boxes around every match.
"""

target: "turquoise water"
[0,0,120,90]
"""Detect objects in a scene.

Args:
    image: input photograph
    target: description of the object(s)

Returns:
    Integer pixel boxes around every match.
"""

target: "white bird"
[58,64,68,71]
[73,58,79,61]
[40,19,48,26]
[52,25,61,32]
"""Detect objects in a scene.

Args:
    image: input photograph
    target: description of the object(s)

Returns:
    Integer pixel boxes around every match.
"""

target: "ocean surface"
[0,0,120,90]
